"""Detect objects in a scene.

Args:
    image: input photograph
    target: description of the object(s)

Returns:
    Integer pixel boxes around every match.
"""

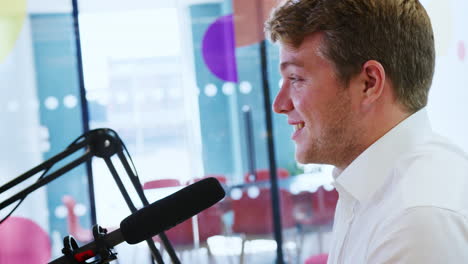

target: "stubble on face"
[298,87,364,170]
[279,33,366,170]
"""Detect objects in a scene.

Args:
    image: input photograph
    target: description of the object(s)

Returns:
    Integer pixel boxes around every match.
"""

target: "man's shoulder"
[392,134,468,215]
[396,133,468,175]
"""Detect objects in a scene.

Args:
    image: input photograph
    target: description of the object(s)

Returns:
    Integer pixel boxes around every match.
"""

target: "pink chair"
[143,178,181,189]
[0,216,51,264]
[231,186,298,263]
[143,178,224,261]
[186,175,231,214]
[185,175,228,186]
[295,186,338,260]
[296,186,338,226]
[304,253,328,264]
[178,177,225,246]
[234,169,294,233]
[198,174,227,184]
[244,168,290,183]
[161,205,224,247]
[232,188,296,234]
[62,195,93,242]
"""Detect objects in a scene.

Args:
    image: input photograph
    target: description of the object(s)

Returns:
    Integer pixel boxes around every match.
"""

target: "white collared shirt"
[327,108,468,264]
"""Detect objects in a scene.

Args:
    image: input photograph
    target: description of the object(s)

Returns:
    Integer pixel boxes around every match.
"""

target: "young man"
[266,0,468,263]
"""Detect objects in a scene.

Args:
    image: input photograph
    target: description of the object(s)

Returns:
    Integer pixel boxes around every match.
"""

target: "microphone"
[49,177,226,264]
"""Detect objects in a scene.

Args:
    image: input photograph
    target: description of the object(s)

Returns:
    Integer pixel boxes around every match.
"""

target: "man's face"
[273,33,360,167]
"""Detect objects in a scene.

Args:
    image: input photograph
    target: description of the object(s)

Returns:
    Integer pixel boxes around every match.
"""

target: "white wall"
[422,0,468,152]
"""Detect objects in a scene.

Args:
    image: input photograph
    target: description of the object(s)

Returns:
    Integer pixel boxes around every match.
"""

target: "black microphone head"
[120,177,226,244]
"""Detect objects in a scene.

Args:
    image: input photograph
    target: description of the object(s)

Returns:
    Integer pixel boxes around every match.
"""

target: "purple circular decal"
[202,14,238,83]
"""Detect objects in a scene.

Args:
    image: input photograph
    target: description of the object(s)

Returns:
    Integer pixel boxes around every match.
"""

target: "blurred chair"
[143,178,224,262]
[0,216,51,264]
[199,174,228,185]
[304,253,328,264]
[143,178,181,189]
[231,169,298,264]
[181,176,226,245]
[62,195,93,242]
[187,175,231,215]
[294,186,338,260]
[244,168,289,183]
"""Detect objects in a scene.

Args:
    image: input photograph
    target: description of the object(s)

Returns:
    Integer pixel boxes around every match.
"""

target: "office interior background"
[0,0,467,263]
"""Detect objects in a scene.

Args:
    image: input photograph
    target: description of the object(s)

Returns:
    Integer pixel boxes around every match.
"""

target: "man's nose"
[273,83,293,114]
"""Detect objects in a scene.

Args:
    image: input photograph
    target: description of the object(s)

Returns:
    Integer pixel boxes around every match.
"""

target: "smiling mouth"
[294,123,304,131]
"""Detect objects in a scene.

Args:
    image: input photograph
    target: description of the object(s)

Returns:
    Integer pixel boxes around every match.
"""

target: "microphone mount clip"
[61,225,117,264]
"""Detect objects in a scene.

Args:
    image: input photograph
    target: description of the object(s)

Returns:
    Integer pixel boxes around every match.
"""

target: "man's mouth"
[294,123,305,131]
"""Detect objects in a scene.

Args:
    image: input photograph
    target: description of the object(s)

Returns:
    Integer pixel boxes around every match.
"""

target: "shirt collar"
[332,108,433,202]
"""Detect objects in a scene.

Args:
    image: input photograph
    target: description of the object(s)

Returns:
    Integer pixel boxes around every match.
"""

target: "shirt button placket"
[337,201,357,264]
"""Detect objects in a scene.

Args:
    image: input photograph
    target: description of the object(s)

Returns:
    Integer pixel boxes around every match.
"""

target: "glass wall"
[0,0,93,262]
[77,0,309,262]
[0,0,467,263]
[0,3,51,264]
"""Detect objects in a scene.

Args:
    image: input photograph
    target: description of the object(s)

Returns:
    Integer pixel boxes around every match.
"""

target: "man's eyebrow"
[280,61,304,71]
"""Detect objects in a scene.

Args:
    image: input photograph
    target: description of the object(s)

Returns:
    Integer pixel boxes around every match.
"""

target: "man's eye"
[289,76,302,83]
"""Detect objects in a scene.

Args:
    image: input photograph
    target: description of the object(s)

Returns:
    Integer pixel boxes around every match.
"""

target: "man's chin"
[295,152,311,164]
[295,149,324,164]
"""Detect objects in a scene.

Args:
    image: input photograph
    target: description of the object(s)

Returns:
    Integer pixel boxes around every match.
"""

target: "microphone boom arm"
[0,136,91,209]
[0,128,180,264]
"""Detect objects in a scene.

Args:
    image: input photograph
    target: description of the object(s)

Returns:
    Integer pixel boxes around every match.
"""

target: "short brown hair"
[265,0,435,112]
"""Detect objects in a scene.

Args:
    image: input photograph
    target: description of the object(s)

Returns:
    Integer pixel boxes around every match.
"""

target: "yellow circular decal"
[0,0,27,63]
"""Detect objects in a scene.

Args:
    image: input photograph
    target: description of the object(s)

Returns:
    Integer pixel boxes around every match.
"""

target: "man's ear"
[358,60,386,107]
